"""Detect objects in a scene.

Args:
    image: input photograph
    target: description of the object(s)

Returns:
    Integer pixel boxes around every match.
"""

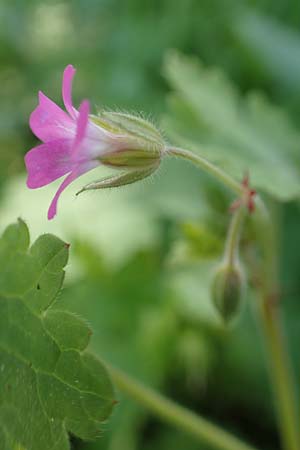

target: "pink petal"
[47,161,99,220]
[30,91,75,142]
[62,65,77,119]
[73,100,90,156]
[25,139,74,188]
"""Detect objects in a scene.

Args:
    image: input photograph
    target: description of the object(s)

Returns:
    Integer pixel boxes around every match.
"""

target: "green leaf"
[233,12,300,95]
[163,51,300,201]
[0,219,115,450]
[179,221,223,260]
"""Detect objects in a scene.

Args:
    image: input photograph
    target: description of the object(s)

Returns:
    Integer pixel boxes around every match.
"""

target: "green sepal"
[77,167,157,195]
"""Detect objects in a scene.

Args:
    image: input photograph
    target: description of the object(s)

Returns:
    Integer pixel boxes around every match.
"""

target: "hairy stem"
[108,364,259,450]
[166,146,243,196]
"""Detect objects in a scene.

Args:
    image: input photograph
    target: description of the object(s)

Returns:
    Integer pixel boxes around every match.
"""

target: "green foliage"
[163,51,300,201]
[233,11,300,97]
[179,221,223,260]
[0,220,114,450]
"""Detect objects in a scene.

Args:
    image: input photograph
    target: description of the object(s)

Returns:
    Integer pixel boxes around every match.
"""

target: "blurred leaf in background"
[163,51,300,201]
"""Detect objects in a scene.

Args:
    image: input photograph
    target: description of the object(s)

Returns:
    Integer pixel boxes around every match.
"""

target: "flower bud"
[211,264,244,323]
[90,111,165,169]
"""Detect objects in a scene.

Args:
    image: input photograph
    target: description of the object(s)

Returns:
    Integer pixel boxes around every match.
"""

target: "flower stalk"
[107,363,259,450]
[223,206,246,267]
[166,146,243,196]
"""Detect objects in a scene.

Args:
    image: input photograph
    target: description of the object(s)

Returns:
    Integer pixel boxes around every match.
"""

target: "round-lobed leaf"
[0,220,115,450]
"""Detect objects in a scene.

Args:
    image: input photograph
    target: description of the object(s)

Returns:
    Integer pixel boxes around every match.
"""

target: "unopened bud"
[91,111,165,169]
[211,264,244,323]
[77,112,165,195]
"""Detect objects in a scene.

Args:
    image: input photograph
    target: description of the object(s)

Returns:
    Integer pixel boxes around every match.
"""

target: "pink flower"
[25,65,164,220]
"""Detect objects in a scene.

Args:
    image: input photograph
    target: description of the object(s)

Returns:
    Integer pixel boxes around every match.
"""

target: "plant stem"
[259,298,299,450]
[224,206,245,267]
[166,146,243,196]
[108,364,259,450]
[254,203,300,450]
[167,146,300,450]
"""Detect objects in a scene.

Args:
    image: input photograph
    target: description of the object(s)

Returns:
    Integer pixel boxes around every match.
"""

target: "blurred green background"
[1,1,300,449]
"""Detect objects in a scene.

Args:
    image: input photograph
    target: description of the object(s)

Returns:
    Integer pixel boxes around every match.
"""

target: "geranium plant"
[1,58,299,450]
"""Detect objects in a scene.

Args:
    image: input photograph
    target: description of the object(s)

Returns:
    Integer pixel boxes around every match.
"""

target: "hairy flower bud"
[89,111,164,170]
[211,264,245,323]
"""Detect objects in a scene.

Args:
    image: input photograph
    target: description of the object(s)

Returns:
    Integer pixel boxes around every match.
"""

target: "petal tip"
[26,178,35,189]
[65,64,76,72]
[47,201,57,220]
[62,65,77,118]
[38,90,45,100]
[47,210,56,220]
[63,65,76,81]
